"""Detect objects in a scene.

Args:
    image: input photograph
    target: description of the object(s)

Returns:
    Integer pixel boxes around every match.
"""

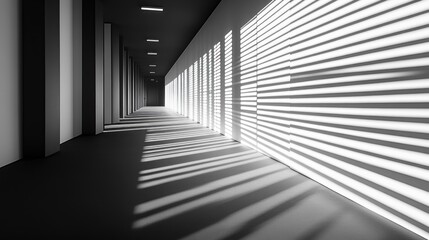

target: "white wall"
[166,0,429,238]
[0,0,22,167]
[60,0,82,143]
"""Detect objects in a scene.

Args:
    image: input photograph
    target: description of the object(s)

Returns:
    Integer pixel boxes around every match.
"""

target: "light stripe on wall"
[165,0,429,238]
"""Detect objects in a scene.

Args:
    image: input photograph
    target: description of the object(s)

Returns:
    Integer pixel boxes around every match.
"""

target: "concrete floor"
[0,107,423,239]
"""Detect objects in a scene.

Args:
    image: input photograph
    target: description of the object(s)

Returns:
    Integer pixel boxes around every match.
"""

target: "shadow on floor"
[0,120,147,238]
[0,107,423,240]
[129,108,422,240]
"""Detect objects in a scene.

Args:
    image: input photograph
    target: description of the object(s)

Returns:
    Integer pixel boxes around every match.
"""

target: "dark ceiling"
[102,0,222,81]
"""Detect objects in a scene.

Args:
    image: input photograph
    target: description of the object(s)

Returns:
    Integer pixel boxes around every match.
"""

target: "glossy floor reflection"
[0,107,423,239]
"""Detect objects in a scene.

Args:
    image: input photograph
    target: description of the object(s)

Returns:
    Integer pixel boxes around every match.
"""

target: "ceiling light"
[140,6,163,12]
[149,64,157,67]
[150,79,155,81]
[150,72,155,74]
[146,39,159,43]
[147,52,157,56]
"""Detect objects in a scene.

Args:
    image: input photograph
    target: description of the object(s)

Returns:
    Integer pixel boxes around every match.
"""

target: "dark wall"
[44,0,61,155]
[82,0,104,135]
[145,79,164,106]
[22,0,60,157]
[103,23,112,124]
[111,25,120,123]
[94,0,104,132]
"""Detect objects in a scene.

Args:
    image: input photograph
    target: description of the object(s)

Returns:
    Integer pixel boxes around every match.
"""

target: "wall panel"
[165,0,429,238]
[0,0,21,167]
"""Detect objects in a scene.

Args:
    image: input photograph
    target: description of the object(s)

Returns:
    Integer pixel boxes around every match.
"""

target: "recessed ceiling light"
[150,79,155,81]
[150,72,155,74]
[147,52,157,56]
[146,39,159,43]
[140,6,163,12]
[149,64,157,67]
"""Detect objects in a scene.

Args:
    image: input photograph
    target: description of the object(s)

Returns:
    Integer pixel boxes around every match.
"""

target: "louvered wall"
[165,0,429,238]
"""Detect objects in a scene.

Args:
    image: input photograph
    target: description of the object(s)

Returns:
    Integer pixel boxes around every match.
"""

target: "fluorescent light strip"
[146,39,159,42]
[147,52,157,56]
[149,64,157,67]
[140,6,163,12]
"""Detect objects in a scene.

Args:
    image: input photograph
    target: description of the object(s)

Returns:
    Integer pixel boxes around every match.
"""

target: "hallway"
[0,107,422,239]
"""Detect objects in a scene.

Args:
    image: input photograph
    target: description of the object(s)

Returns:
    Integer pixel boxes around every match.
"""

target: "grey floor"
[0,107,423,239]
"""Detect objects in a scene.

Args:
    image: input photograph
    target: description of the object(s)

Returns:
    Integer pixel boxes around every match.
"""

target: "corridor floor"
[0,107,423,239]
